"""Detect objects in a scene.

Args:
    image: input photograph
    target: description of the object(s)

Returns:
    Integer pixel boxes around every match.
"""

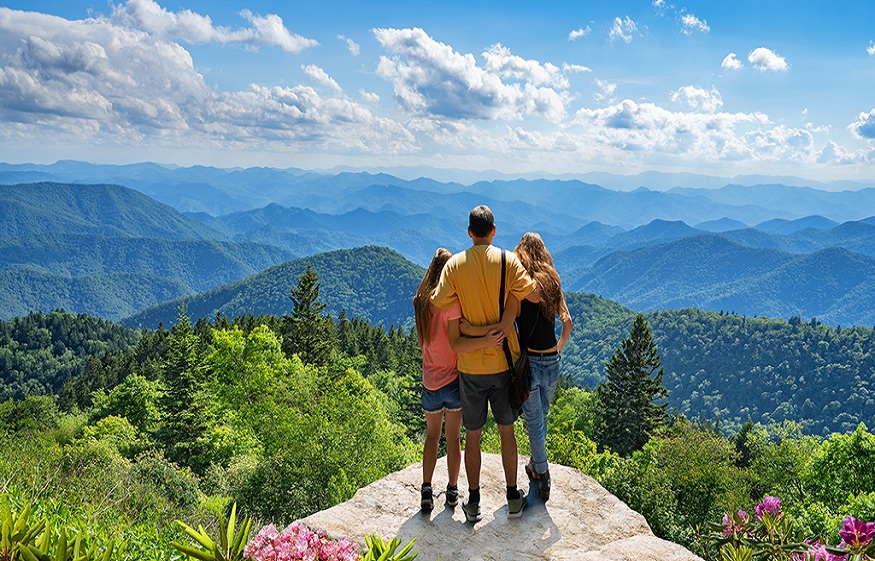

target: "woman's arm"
[459,294,520,337]
[449,318,505,352]
[556,295,573,353]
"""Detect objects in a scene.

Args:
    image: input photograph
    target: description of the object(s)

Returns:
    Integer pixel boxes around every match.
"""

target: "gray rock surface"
[299,453,703,561]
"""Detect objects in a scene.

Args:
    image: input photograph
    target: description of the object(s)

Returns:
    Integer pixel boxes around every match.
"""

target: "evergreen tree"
[282,265,337,366]
[156,310,209,473]
[595,313,669,456]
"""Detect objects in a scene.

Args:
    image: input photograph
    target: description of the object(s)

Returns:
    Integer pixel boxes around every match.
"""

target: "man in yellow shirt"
[431,205,536,522]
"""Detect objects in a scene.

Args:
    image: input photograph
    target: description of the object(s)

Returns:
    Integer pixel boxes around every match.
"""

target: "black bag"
[500,251,532,410]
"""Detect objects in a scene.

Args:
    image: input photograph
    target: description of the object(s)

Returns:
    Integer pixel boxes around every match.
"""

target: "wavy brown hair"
[413,248,453,346]
[515,232,562,319]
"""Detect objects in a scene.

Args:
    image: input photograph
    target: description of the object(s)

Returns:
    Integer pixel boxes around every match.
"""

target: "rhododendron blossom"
[839,515,875,548]
[244,523,359,561]
[722,510,748,536]
[755,495,782,520]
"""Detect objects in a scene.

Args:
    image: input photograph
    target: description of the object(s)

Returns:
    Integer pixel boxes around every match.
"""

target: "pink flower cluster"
[791,540,847,561]
[722,510,749,537]
[839,516,875,549]
[754,495,782,521]
[243,523,360,561]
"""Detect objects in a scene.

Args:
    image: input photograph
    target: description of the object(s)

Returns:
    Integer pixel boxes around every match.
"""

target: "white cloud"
[563,63,592,74]
[680,14,710,34]
[302,64,342,92]
[671,85,723,112]
[721,53,743,70]
[359,89,380,103]
[594,79,617,102]
[482,43,568,88]
[373,27,569,122]
[817,140,875,165]
[748,47,788,72]
[110,0,318,52]
[569,27,591,41]
[652,0,666,8]
[868,41,875,56]
[849,109,875,139]
[0,7,414,153]
[339,35,360,56]
[610,16,638,43]
[571,99,819,162]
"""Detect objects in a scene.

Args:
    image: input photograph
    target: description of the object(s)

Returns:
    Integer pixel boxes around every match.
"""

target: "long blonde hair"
[515,232,562,319]
[413,248,453,346]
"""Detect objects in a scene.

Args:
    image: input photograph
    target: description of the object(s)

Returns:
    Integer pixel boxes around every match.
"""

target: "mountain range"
[1,162,874,326]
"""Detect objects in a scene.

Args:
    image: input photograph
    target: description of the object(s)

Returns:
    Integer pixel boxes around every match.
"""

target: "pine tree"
[156,310,210,473]
[595,313,669,456]
[282,265,337,366]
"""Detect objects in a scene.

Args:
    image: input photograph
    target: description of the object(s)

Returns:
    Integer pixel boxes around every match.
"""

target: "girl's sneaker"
[421,483,434,511]
[445,485,459,507]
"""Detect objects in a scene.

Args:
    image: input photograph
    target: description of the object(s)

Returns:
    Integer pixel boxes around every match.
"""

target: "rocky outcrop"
[299,453,703,561]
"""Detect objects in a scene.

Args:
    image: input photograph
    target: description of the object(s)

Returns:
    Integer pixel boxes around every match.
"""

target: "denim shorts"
[422,378,462,414]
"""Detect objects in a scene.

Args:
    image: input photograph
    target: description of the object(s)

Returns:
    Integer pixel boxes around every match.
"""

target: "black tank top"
[517,300,557,351]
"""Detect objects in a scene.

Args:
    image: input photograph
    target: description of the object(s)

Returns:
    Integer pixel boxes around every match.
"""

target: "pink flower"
[244,523,359,561]
[722,510,749,536]
[839,515,875,548]
[755,496,782,521]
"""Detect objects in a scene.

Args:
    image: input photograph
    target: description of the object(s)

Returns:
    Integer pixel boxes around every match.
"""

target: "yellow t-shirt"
[430,244,536,374]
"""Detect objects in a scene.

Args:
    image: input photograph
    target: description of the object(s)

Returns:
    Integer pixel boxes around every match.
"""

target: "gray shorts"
[459,370,517,431]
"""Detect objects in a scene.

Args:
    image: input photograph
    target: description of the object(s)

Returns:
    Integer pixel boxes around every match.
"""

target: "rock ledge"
[300,453,703,561]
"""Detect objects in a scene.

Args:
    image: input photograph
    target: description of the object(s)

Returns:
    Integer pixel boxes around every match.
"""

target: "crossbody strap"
[500,251,514,370]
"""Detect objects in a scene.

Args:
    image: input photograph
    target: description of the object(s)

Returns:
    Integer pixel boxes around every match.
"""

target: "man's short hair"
[468,205,495,237]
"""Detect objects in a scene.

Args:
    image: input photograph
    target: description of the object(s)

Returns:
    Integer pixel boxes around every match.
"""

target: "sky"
[1,0,874,182]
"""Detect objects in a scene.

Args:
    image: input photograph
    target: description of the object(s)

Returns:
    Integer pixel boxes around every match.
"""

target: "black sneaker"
[421,483,434,511]
[446,485,459,507]
[462,501,481,523]
[507,491,527,518]
[538,469,551,502]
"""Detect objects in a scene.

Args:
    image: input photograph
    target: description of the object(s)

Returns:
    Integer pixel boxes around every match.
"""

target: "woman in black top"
[514,232,572,501]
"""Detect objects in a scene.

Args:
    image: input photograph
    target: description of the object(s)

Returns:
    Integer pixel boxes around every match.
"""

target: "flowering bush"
[243,523,360,561]
[711,497,875,561]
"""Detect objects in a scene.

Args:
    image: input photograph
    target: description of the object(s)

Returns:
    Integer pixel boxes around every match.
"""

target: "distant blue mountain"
[755,215,839,235]
[695,218,749,232]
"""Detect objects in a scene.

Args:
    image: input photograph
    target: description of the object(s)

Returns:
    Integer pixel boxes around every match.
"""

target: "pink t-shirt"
[421,301,462,391]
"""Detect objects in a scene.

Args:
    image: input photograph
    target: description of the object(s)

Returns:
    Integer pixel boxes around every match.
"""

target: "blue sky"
[1,0,874,181]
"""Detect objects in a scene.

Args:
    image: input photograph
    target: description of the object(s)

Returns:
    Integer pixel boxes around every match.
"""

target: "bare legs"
[464,424,518,491]
[423,410,462,487]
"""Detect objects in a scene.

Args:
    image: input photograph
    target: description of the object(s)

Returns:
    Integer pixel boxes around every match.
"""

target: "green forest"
[3,269,875,560]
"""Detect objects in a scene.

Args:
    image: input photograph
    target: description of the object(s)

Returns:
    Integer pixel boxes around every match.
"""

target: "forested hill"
[0,182,295,320]
[564,298,875,437]
[123,246,425,329]
[0,182,221,239]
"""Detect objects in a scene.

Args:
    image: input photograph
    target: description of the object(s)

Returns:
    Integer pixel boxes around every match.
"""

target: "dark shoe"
[462,500,482,523]
[446,485,459,507]
[421,483,434,511]
[507,491,528,518]
[525,459,539,482]
[538,469,551,502]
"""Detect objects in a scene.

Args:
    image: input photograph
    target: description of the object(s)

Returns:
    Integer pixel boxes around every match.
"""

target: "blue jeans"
[522,352,561,474]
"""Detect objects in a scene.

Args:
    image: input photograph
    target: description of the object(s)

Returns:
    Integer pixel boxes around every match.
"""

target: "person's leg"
[464,427,482,490]
[497,422,518,488]
[422,410,443,485]
[536,354,561,473]
[522,357,547,474]
[445,409,463,488]
[459,372,488,507]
